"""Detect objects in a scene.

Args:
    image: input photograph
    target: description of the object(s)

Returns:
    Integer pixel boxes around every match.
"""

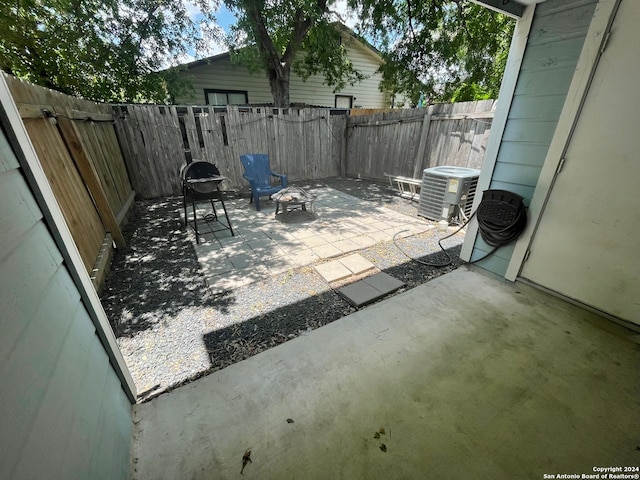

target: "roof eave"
[469,0,528,19]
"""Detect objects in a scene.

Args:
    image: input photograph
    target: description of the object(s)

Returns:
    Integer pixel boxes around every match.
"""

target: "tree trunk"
[267,66,291,108]
[241,0,327,107]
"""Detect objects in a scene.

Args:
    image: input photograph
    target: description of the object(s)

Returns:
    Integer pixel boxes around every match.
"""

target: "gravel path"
[100,177,465,401]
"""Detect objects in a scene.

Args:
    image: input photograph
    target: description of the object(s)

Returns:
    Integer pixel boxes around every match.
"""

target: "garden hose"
[393,190,527,267]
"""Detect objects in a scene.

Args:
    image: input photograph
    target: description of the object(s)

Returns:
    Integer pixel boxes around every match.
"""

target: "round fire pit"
[272,187,315,221]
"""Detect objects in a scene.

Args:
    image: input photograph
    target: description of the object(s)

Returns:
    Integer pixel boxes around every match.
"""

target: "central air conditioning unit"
[418,166,481,222]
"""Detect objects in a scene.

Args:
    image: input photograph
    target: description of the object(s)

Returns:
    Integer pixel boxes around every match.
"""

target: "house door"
[520,0,639,325]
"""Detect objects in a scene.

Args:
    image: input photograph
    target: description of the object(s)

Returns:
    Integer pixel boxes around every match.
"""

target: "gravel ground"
[100,177,465,401]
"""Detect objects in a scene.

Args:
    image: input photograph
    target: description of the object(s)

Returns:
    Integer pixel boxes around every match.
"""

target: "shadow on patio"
[100,178,466,397]
[100,197,230,338]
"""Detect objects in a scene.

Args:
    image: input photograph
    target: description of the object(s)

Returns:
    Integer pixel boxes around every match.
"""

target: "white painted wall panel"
[0,124,132,479]
[522,37,589,71]
[521,0,640,324]
[492,162,545,186]
[501,119,559,144]
[7,271,82,478]
[508,94,566,121]
[0,169,43,261]
[11,303,93,479]
[0,222,62,361]
[496,142,554,166]
[513,67,578,96]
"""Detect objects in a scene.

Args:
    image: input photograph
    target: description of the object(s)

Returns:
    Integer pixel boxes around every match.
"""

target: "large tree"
[352,0,514,104]
[0,0,220,102]
[224,0,365,107]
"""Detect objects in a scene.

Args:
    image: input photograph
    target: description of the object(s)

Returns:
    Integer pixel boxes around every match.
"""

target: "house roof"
[177,22,384,71]
[179,51,233,70]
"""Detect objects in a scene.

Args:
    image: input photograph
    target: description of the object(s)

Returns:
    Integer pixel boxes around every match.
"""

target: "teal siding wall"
[0,127,132,479]
[470,0,598,274]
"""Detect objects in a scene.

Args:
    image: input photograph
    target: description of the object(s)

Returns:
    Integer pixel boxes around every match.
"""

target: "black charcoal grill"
[181,161,234,243]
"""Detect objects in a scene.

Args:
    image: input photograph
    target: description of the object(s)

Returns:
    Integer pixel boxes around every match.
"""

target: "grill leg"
[219,200,234,236]
[183,187,188,227]
[191,196,200,244]
[210,199,219,221]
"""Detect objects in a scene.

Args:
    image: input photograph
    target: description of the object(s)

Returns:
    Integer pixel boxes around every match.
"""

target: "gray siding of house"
[0,129,132,479]
[174,35,387,108]
[469,0,598,275]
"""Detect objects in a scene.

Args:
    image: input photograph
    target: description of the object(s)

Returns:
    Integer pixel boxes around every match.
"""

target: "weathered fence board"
[5,74,134,291]
[113,105,347,198]
[113,100,494,199]
[19,115,106,272]
[346,100,496,181]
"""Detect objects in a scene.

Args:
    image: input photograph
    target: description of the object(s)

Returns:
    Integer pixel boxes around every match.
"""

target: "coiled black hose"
[393,190,527,267]
[470,189,527,263]
[476,196,527,247]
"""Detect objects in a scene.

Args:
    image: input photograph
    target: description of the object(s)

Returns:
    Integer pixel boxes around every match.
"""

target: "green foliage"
[293,22,365,92]
[0,0,220,102]
[353,0,515,104]
[2,0,512,106]
[223,0,365,105]
[450,82,492,102]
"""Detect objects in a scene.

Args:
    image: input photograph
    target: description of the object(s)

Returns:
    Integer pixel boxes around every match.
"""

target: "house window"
[205,89,248,106]
[335,95,353,108]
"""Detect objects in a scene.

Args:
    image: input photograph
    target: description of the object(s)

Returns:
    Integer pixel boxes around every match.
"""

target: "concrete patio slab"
[310,243,342,259]
[333,238,360,253]
[199,258,234,277]
[132,267,640,479]
[189,187,434,291]
[227,253,257,270]
[299,235,327,248]
[313,254,377,284]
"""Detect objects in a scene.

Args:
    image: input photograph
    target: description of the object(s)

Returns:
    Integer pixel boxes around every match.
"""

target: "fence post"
[412,112,432,179]
[56,116,127,249]
[341,115,349,177]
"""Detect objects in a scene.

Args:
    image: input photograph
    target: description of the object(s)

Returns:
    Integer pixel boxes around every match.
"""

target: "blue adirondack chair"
[239,154,288,211]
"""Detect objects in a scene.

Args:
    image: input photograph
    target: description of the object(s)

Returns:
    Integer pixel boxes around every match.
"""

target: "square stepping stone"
[314,261,353,283]
[338,253,376,275]
[337,272,405,307]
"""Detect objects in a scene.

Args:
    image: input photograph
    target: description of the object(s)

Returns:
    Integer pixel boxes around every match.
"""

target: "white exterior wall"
[0,83,133,479]
[175,36,387,108]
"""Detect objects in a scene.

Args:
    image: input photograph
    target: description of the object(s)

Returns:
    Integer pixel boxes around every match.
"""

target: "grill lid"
[181,161,223,194]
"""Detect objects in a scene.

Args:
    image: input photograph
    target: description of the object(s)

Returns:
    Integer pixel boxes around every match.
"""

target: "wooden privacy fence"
[345,100,496,180]
[112,105,346,199]
[113,101,494,199]
[5,74,134,292]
